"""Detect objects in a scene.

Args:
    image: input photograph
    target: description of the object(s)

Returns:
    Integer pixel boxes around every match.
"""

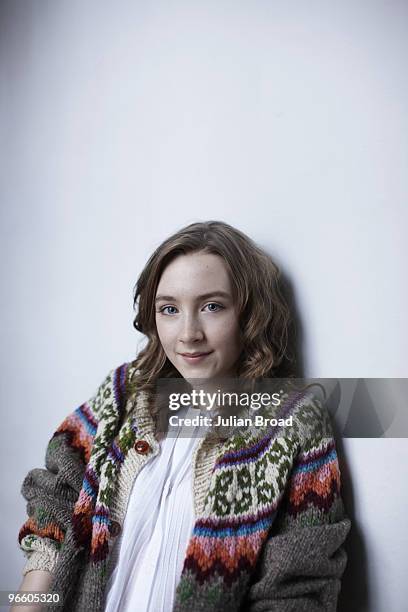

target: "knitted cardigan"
[18,361,351,612]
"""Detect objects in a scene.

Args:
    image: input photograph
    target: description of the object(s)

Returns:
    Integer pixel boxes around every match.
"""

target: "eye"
[157,303,224,315]
[158,305,178,315]
[204,302,224,312]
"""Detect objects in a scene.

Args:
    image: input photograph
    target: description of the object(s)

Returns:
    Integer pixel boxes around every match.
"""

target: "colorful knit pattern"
[172,391,344,609]
[18,362,131,563]
[55,403,98,464]
[18,362,349,612]
[287,440,341,516]
[70,362,134,558]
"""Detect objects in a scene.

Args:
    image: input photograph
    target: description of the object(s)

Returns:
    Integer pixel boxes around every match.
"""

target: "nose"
[178,314,204,343]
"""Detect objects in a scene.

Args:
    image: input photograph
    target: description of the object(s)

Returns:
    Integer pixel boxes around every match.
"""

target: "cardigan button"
[109,520,121,537]
[134,439,151,454]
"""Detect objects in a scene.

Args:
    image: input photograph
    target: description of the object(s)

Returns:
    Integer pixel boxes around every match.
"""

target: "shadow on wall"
[335,431,370,612]
[281,272,369,612]
[277,272,305,378]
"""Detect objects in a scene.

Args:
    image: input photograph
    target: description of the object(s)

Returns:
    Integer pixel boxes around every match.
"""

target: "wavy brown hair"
[128,220,297,401]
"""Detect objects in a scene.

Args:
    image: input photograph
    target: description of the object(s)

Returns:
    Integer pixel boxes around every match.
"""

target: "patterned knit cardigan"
[18,361,351,612]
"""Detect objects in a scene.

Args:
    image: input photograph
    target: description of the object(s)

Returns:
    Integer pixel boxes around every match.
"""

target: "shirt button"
[109,520,121,537]
[134,439,151,454]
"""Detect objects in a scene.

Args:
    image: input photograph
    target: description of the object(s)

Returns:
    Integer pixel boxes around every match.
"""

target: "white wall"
[1,1,407,609]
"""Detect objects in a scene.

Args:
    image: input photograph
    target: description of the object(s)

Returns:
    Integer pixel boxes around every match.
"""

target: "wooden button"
[109,520,121,537]
[134,439,150,454]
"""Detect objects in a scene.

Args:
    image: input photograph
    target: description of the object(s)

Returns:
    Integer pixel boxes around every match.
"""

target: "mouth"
[178,351,213,363]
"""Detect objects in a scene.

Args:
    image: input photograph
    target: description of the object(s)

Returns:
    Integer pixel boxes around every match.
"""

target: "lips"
[179,351,213,363]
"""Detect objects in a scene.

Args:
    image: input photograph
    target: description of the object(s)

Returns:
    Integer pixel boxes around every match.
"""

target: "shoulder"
[86,360,140,419]
[291,386,335,449]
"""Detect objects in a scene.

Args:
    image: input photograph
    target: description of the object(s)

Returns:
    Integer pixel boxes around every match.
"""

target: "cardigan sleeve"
[243,395,351,612]
[17,367,117,576]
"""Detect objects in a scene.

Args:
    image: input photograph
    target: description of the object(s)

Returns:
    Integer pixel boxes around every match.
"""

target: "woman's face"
[155,251,243,380]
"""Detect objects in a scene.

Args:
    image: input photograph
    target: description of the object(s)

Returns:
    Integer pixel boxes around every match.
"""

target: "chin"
[182,366,213,377]
[178,365,215,380]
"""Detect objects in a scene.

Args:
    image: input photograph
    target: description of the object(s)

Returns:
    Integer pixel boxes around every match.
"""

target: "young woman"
[15,220,351,612]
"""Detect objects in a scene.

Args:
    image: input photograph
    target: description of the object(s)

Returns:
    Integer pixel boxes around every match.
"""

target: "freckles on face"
[209,310,241,350]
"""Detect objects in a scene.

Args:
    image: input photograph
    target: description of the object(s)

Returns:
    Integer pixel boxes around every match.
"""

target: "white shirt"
[103,404,207,612]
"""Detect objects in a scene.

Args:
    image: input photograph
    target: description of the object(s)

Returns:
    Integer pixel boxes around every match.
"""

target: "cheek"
[211,316,242,348]
[156,318,179,350]
[155,318,169,346]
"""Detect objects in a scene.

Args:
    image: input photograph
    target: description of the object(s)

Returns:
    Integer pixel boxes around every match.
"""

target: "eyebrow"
[155,291,231,303]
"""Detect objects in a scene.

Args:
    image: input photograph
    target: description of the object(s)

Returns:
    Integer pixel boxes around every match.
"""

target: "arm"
[244,396,351,612]
[16,367,119,583]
